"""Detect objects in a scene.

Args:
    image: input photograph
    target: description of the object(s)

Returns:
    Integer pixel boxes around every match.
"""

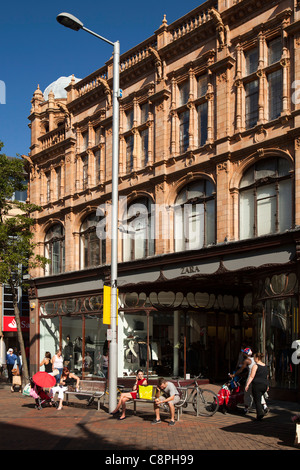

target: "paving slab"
[0,382,299,454]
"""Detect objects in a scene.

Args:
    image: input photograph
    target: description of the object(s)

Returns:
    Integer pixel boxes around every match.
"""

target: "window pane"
[56,167,61,199]
[257,184,276,236]
[14,189,27,202]
[94,126,101,145]
[90,232,100,266]
[268,37,282,65]
[82,156,88,189]
[245,80,258,128]
[278,158,291,177]
[245,48,258,75]
[197,102,208,147]
[255,159,276,180]
[140,129,148,166]
[82,131,88,151]
[125,110,134,130]
[179,111,189,153]
[123,232,131,262]
[95,150,101,183]
[179,82,189,106]
[174,206,185,252]
[134,230,146,259]
[46,173,51,202]
[52,240,60,274]
[278,179,292,231]
[206,199,215,245]
[197,75,207,97]
[187,203,204,250]
[187,181,204,200]
[240,189,254,239]
[81,214,98,232]
[122,199,153,260]
[174,181,216,251]
[268,69,282,121]
[126,135,134,173]
[140,103,148,123]
[240,167,254,188]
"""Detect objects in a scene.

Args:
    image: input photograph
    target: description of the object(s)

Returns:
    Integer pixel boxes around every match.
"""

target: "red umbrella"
[32,371,56,388]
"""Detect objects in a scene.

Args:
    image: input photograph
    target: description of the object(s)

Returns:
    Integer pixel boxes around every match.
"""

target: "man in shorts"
[153,377,180,426]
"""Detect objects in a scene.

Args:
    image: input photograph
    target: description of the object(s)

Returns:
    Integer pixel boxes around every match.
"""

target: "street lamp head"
[56,12,83,31]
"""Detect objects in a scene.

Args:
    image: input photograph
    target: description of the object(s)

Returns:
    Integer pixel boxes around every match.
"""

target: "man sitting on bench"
[153,377,180,426]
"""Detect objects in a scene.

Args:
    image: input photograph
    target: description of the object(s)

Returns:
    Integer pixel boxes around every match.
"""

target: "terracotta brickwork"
[27,0,299,278]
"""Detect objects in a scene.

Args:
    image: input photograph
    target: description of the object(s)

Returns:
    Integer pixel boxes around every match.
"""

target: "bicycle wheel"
[192,389,219,416]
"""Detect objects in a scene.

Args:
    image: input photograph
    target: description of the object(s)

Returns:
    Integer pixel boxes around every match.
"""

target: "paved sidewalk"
[0,381,299,452]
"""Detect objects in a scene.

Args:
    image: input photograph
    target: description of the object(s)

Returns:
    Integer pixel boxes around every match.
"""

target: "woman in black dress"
[245,352,269,420]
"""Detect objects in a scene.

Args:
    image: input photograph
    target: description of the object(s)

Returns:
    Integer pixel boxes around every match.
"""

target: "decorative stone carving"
[56,102,71,129]
[148,46,163,80]
[208,7,225,48]
[254,126,267,143]
[96,77,112,107]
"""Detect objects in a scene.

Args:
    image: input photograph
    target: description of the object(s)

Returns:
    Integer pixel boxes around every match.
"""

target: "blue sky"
[0,0,202,158]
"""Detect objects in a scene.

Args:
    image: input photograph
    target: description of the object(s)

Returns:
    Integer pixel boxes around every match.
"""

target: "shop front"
[29,230,300,400]
[1,284,30,354]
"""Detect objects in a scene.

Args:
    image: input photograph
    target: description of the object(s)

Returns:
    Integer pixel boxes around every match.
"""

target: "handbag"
[138,385,156,400]
[12,375,22,386]
[12,360,19,376]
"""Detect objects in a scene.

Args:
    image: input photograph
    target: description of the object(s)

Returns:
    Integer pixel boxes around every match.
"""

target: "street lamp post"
[56,12,120,412]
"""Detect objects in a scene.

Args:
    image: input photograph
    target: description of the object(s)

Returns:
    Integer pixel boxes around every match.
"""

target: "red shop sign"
[3,316,30,332]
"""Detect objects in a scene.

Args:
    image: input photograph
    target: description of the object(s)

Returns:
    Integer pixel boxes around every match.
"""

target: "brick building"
[27,0,300,398]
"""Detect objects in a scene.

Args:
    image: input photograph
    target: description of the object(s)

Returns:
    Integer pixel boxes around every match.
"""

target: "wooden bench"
[132,387,188,421]
[64,380,106,411]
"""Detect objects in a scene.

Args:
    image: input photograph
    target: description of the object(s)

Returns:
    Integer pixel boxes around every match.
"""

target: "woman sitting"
[111,369,147,420]
[51,367,80,410]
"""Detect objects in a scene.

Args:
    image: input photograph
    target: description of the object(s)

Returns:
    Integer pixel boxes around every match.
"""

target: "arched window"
[174,179,216,252]
[122,197,155,261]
[80,213,106,268]
[239,157,293,239]
[44,224,65,275]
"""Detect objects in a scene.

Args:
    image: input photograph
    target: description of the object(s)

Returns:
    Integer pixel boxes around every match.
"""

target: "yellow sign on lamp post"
[103,285,118,325]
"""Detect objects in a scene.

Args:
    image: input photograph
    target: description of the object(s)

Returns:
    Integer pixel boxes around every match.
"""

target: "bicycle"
[176,378,219,417]
[103,384,124,405]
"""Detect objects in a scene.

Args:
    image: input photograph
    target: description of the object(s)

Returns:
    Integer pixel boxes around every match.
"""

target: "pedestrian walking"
[245,352,269,421]
[52,350,63,384]
[6,348,18,385]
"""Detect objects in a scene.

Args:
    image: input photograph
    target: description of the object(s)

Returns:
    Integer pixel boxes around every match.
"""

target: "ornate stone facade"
[27,0,300,396]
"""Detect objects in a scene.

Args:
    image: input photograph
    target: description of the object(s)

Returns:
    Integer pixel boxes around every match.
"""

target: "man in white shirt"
[153,377,180,426]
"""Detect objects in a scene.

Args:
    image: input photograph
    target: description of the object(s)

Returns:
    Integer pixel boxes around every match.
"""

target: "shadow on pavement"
[221,406,297,449]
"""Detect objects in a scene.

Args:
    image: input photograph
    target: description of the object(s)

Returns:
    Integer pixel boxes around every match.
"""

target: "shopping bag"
[23,383,31,397]
[12,359,19,376]
[138,385,156,400]
[12,375,22,386]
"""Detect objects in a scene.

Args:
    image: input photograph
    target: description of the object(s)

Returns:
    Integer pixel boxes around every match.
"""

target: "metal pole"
[108,40,120,413]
